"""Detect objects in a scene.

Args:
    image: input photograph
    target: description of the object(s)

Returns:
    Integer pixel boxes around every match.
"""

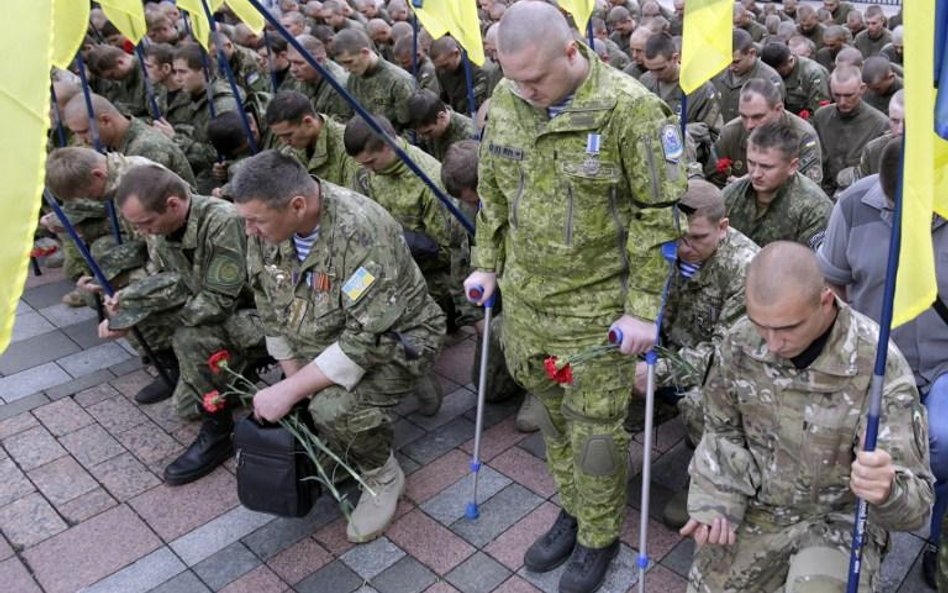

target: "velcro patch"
[660,124,683,163]
[487,142,524,161]
[206,253,244,292]
[342,266,376,303]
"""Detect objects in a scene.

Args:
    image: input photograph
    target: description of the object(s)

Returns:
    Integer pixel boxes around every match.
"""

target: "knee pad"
[578,434,620,477]
[785,546,848,593]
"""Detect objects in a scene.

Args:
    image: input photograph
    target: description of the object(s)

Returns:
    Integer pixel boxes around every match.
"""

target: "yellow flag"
[679,0,732,94]
[99,0,148,45]
[893,3,948,327]
[178,0,225,50]
[226,0,265,35]
[51,0,89,69]
[557,0,596,36]
[0,1,53,354]
[413,0,485,66]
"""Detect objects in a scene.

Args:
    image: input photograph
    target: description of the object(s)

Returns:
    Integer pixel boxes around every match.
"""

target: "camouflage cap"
[95,241,148,282]
[60,198,108,225]
[109,272,189,330]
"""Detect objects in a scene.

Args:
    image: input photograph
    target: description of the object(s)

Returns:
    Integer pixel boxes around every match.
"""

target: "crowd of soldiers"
[36,0,948,592]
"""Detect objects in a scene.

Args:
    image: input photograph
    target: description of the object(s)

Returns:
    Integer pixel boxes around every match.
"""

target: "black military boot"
[135,351,179,404]
[559,540,620,593]
[163,410,234,486]
[922,541,937,589]
[524,509,578,572]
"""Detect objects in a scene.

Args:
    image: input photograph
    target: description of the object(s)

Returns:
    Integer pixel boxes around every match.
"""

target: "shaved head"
[62,93,119,121]
[497,1,572,59]
[747,241,824,308]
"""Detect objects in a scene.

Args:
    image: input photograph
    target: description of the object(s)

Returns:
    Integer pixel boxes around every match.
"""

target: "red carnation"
[819,99,831,107]
[715,157,733,174]
[208,350,231,374]
[202,390,227,413]
[798,109,811,121]
[543,356,574,385]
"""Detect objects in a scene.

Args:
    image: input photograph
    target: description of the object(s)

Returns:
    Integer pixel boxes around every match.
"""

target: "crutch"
[465,284,497,520]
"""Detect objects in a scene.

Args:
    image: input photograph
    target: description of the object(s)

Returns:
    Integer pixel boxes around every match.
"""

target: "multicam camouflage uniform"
[475,46,685,548]
[246,181,445,472]
[116,117,197,187]
[165,80,238,193]
[346,59,417,132]
[687,302,933,592]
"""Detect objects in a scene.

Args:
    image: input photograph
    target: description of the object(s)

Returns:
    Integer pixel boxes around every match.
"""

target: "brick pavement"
[0,264,931,593]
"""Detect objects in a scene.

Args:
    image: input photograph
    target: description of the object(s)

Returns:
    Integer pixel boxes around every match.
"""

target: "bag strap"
[933,294,948,326]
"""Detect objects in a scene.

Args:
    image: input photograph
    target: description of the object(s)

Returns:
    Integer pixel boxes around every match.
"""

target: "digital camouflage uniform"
[227,45,269,95]
[781,56,830,117]
[687,302,933,592]
[722,172,832,249]
[711,111,823,185]
[281,114,359,188]
[116,117,197,187]
[246,181,445,472]
[436,60,488,116]
[475,46,685,548]
[660,228,759,445]
[713,59,786,124]
[811,102,888,195]
[347,58,417,132]
[284,61,354,123]
[167,80,238,194]
[419,110,476,162]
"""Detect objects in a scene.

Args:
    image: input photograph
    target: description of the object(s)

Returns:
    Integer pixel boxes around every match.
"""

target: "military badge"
[584,133,601,175]
[342,266,376,302]
[660,124,683,163]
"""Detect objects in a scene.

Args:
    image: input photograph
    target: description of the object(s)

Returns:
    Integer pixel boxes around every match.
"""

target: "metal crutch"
[465,284,497,520]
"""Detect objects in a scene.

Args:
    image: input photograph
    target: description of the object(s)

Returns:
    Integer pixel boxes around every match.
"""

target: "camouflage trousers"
[688,511,884,593]
[502,303,635,548]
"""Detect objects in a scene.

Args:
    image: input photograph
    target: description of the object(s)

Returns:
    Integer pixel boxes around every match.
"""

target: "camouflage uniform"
[419,110,475,162]
[484,58,503,96]
[864,76,902,115]
[811,102,889,195]
[722,172,832,249]
[687,302,933,592]
[436,61,488,117]
[281,115,359,188]
[854,29,893,59]
[637,75,723,136]
[116,117,197,187]
[347,58,417,132]
[283,62,354,123]
[246,181,445,472]
[227,45,269,95]
[781,56,830,117]
[475,46,685,548]
[714,59,786,124]
[855,131,894,181]
[711,111,823,185]
[413,56,442,97]
[167,81,238,193]
[103,59,149,118]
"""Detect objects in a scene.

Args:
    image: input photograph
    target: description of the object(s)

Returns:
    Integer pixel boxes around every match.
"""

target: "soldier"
[262,35,292,92]
[429,36,489,116]
[796,5,826,52]
[279,11,308,37]
[61,93,196,186]
[392,34,441,97]
[846,9,866,40]
[406,90,476,162]
[333,28,416,132]
[734,4,768,43]
[143,43,185,117]
[146,12,180,46]
[106,164,267,484]
[788,34,816,60]
[230,150,444,542]
[812,65,888,195]
[682,241,933,592]
[712,79,822,186]
[854,5,892,59]
[367,18,395,63]
[623,27,652,80]
[880,25,903,66]
[760,41,830,118]
[464,3,685,591]
[206,110,277,191]
[590,18,632,72]
[819,138,948,590]
[722,120,832,249]
[834,46,865,70]
[283,35,354,123]
[265,90,357,188]
[814,25,850,73]
[824,0,855,25]
[862,56,902,114]
[85,45,149,118]
[606,6,635,56]
[321,0,365,33]
[210,30,269,95]
[855,89,903,181]
[714,29,786,124]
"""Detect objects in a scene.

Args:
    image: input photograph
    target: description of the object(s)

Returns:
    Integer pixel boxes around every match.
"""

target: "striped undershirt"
[293,227,320,263]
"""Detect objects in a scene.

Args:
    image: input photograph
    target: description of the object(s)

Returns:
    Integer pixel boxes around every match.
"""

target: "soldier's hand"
[103,293,120,317]
[211,162,229,181]
[76,275,103,294]
[97,319,127,340]
[40,212,64,233]
[151,118,175,139]
[463,271,497,306]
[851,448,896,505]
[633,362,647,396]
[253,384,295,423]
[610,315,657,355]
[680,517,736,547]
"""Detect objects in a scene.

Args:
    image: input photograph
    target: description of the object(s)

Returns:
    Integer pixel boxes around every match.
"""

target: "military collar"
[277,179,336,272]
[116,117,144,153]
[304,115,330,168]
[173,194,206,249]
[539,46,618,134]
[743,173,797,212]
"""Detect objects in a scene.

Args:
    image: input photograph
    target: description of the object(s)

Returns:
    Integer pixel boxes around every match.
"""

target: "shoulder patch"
[206,253,244,290]
[660,124,684,163]
[342,266,376,303]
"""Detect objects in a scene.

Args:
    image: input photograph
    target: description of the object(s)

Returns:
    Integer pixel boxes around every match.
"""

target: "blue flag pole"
[679,91,689,138]
[181,12,219,120]
[935,0,948,139]
[245,0,474,235]
[462,49,477,122]
[134,44,163,121]
[263,29,280,93]
[586,21,595,47]
[845,138,905,592]
[49,84,68,148]
[411,13,420,78]
[74,55,124,246]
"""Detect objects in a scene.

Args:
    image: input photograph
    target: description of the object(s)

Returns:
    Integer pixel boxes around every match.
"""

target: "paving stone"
[880,531,926,592]
[82,547,186,593]
[517,433,546,461]
[371,556,437,593]
[28,456,98,506]
[58,342,132,379]
[489,446,557,499]
[0,362,72,403]
[0,491,67,548]
[517,543,637,593]
[490,576,541,593]
[459,416,530,463]
[433,338,475,386]
[57,486,118,523]
[0,393,50,421]
[60,423,126,468]
[313,516,356,557]
[32,396,95,436]
[44,369,116,401]
[0,556,43,593]
[423,583,463,593]
[87,394,149,433]
[627,475,675,523]
[2,424,67,470]
[21,280,74,310]
[139,396,191,433]
[420,466,511,527]
[16,300,35,316]
[0,411,38,439]
[406,387,477,431]
[38,302,98,329]
[640,564,688,593]
[393,417,426,449]
[111,369,159,399]
[462,394,524,431]
[404,449,471,504]
[219,565,288,593]
[619,512,683,564]
[266,537,333,585]
[295,559,363,593]
[401,416,476,465]
[130,467,239,541]
[388,509,476,576]
[396,452,422,476]
[169,505,275,566]
[340,536,406,580]
[0,533,12,560]
[0,330,80,375]
[483,502,561,571]
[109,356,146,377]
[10,311,56,343]
[91,452,161,501]
[0,456,35,508]
[445,552,511,593]
[62,317,113,349]
[659,538,695,579]
[649,440,692,493]
[147,570,212,593]
[116,420,183,465]
[24,266,67,289]
[241,493,343,560]
[450,484,544,548]
[74,382,122,407]
[193,541,262,591]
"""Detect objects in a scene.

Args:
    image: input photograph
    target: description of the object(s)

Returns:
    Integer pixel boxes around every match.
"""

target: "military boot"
[524,509,578,572]
[661,482,690,530]
[163,410,234,486]
[414,373,443,417]
[61,289,85,308]
[559,540,620,593]
[515,394,542,433]
[347,452,405,543]
[922,541,938,589]
[135,352,179,404]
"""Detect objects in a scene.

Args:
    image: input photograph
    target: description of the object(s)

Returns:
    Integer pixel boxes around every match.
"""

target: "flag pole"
[462,49,477,123]
[134,44,163,121]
